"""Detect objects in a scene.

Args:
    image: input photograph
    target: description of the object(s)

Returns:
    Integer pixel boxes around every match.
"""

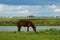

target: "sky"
[0,0,60,17]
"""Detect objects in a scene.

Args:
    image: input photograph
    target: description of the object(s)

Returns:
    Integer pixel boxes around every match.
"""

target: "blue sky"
[0,0,60,17]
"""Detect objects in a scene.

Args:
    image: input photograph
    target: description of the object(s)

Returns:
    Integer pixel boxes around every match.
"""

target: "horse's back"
[17,20,33,27]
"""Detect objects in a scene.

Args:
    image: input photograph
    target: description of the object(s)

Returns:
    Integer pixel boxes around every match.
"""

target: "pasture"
[0,17,60,40]
[0,28,60,40]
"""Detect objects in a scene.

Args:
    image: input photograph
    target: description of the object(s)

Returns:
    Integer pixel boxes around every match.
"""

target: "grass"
[0,28,60,40]
[0,17,60,26]
[0,32,60,40]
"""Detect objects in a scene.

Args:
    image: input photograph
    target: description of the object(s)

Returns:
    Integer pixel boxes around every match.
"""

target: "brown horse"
[17,20,36,32]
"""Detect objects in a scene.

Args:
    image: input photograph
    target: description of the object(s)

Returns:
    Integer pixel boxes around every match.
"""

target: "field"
[0,17,60,26]
[0,28,60,40]
[0,17,60,40]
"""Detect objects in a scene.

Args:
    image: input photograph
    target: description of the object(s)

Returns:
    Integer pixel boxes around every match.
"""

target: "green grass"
[0,28,60,40]
[0,32,60,40]
[0,17,60,26]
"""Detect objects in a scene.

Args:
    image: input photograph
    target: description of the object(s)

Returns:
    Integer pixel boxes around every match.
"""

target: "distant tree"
[28,15,35,18]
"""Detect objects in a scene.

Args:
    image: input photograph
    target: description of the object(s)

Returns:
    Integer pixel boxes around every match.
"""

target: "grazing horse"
[17,20,36,32]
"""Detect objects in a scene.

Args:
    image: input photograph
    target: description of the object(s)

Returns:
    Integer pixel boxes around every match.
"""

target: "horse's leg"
[32,26,36,32]
[18,26,21,32]
[33,27,36,32]
[27,27,29,32]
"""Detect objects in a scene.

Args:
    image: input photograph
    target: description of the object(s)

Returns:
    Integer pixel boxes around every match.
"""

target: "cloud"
[0,4,4,12]
[47,5,60,12]
[5,9,29,14]
[3,5,42,15]
[3,5,30,14]
[4,5,23,11]
[17,10,29,14]
[0,4,60,16]
[48,5,56,9]
[54,9,60,12]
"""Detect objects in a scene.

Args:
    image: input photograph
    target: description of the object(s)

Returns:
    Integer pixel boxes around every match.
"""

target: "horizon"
[0,15,58,18]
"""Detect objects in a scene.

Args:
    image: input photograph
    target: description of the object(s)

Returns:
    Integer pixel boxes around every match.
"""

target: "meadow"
[0,28,60,40]
[0,17,60,26]
[0,17,60,40]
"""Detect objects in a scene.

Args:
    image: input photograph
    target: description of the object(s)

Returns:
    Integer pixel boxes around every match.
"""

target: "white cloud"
[3,5,42,15]
[3,5,30,14]
[4,5,23,11]
[17,10,29,14]
[48,5,56,9]
[0,4,60,16]
[54,9,60,12]
[47,5,60,12]
[0,4,4,11]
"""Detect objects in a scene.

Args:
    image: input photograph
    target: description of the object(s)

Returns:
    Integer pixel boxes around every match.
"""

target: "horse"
[17,20,36,32]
